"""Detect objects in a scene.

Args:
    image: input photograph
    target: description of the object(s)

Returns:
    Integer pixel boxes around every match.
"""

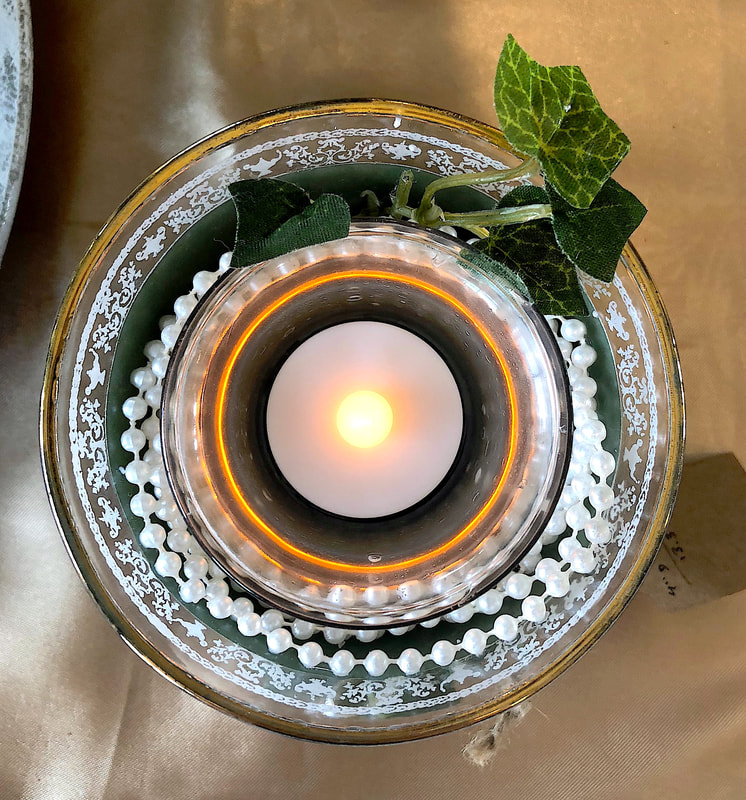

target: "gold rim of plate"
[40,99,686,745]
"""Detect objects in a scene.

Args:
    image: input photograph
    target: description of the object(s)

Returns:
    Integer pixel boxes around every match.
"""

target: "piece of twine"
[462,701,531,767]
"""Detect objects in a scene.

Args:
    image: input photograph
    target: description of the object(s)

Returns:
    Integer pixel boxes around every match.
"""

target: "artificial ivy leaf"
[539,88,631,209]
[254,194,351,264]
[462,248,530,299]
[494,34,630,209]
[494,34,577,157]
[229,179,351,267]
[474,220,587,315]
[497,184,549,208]
[548,178,646,281]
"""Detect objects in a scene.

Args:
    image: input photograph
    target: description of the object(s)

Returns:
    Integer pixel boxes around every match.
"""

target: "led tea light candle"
[266,321,463,518]
[161,221,572,627]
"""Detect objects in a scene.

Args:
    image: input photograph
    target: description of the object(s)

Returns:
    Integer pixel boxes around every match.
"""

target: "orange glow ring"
[212,268,518,573]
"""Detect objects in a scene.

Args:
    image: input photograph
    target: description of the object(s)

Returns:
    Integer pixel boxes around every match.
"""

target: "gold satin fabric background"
[1,1,745,797]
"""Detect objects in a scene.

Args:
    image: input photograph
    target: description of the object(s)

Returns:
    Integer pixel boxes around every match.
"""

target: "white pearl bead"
[574,375,598,397]
[205,578,229,600]
[521,596,548,623]
[208,563,226,579]
[581,420,606,444]
[183,557,208,580]
[419,617,440,629]
[179,579,205,603]
[535,558,561,583]
[330,650,355,676]
[154,551,181,579]
[151,355,169,379]
[140,413,159,442]
[237,613,261,637]
[544,511,567,536]
[130,367,156,390]
[572,391,594,411]
[570,474,594,501]
[298,641,324,668]
[159,323,180,350]
[545,572,571,598]
[291,618,316,640]
[260,609,284,633]
[445,605,474,624]
[354,628,380,643]
[364,650,390,677]
[144,385,162,408]
[589,450,616,478]
[155,498,179,522]
[560,318,586,342]
[571,343,597,368]
[462,628,488,656]
[566,502,592,530]
[219,251,233,270]
[122,396,148,421]
[121,429,146,454]
[130,491,156,518]
[207,596,233,619]
[231,597,254,619]
[159,314,176,331]
[193,270,217,296]
[363,586,389,607]
[387,625,415,637]
[323,627,348,644]
[174,294,198,319]
[476,590,503,615]
[328,584,355,607]
[571,548,597,574]
[505,573,533,599]
[558,536,581,561]
[397,648,424,675]
[567,364,585,386]
[143,339,166,360]
[167,529,191,553]
[266,628,292,654]
[493,614,519,642]
[139,522,166,549]
[125,459,150,485]
[589,484,615,511]
[431,640,457,666]
[397,580,424,603]
[585,518,612,544]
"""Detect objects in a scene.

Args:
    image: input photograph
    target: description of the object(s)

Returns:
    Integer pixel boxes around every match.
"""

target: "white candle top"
[266,321,463,518]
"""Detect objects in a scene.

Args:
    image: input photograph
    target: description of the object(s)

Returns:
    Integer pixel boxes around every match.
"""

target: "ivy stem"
[439,203,552,229]
[417,156,540,215]
[391,170,415,219]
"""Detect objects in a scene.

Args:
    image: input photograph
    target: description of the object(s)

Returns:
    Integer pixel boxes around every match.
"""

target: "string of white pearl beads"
[122,253,617,678]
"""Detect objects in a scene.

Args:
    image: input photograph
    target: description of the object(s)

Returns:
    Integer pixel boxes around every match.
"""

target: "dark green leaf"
[498,184,550,208]
[474,220,587,315]
[494,34,631,209]
[229,179,351,267]
[461,248,530,299]
[548,178,646,281]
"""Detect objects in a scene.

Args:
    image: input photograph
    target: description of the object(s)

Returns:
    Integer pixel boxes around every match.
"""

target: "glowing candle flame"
[336,390,393,449]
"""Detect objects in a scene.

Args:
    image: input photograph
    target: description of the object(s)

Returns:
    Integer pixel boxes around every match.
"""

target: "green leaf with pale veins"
[474,183,587,315]
[229,179,351,267]
[548,178,646,281]
[494,34,578,157]
[539,88,630,209]
[494,34,631,209]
